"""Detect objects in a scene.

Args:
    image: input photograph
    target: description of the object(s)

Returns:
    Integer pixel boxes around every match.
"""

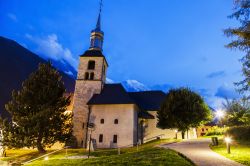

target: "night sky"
[0,0,244,109]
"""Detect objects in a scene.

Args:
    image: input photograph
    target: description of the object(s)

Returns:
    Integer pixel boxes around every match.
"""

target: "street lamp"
[225,137,231,154]
[175,130,178,139]
[215,110,225,119]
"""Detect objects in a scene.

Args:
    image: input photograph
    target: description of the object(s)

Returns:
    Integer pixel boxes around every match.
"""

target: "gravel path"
[161,139,244,166]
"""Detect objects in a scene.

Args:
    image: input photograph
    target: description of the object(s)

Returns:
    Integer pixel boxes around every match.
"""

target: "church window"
[85,72,89,80]
[114,119,118,124]
[82,123,85,129]
[100,119,104,124]
[90,72,94,80]
[88,61,95,70]
[99,134,103,143]
[113,135,117,143]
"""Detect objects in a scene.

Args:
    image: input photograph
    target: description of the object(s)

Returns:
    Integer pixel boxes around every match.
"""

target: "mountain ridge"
[0,36,75,118]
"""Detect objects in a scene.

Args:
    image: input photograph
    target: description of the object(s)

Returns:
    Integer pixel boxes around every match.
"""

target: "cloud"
[215,84,240,99]
[7,13,17,22]
[25,34,78,70]
[205,96,225,110]
[206,71,226,78]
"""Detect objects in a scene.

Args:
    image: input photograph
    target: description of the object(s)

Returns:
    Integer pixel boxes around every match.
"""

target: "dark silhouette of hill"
[0,36,75,119]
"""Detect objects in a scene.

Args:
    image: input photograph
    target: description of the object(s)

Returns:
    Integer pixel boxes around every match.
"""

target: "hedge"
[226,126,250,141]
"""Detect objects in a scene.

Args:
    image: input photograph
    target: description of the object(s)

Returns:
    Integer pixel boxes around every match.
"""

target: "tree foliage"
[0,63,72,153]
[225,0,250,93]
[157,88,212,138]
[222,98,250,126]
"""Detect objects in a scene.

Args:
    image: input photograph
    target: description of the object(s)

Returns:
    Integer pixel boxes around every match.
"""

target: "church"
[72,9,197,149]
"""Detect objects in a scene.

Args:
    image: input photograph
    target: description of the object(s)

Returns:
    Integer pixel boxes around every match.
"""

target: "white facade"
[87,105,197,149]
[89,104,138,148]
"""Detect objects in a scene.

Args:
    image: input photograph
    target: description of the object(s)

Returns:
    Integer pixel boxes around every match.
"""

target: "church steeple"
[89,0,104,51]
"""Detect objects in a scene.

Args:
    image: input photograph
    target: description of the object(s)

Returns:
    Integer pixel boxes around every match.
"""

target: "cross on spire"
[96,0,103,31]
[99,0,103,14]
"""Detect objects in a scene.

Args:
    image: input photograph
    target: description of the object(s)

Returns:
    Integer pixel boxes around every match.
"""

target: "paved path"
[161,139,244,166]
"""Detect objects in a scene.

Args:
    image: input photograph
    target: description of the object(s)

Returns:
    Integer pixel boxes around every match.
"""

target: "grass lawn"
[0,139,194,166]
[210,140,250,166]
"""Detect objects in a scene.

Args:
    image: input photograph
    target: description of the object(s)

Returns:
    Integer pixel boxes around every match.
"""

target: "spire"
[95,13,101,31]
[95,0,102,31]
[89,0,104,51]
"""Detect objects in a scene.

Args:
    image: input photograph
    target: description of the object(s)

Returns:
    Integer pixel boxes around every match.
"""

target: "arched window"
[88,60,95,70]
[85,72,89,80]
[90,72,94,80]
[100,119,104,124]
[114,119,118,124]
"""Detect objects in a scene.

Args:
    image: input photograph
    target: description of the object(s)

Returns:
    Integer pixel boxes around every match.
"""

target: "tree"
[0,63,72,153]
[222,98,250,126]
[225,0,250,93]
[157,88,212,139]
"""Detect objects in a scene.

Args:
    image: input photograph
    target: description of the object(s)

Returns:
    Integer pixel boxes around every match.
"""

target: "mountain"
[0,36,75,118]
[121,80,150,92]
[151,84,173,93]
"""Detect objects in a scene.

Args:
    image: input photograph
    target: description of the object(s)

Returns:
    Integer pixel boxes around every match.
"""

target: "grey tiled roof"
[88,84,166,112]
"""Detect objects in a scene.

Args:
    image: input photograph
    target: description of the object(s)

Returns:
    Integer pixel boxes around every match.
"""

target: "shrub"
[205,126,228,136]
[226,126,250,141]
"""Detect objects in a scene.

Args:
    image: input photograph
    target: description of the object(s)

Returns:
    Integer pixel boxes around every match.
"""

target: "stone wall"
[72,56,107,147]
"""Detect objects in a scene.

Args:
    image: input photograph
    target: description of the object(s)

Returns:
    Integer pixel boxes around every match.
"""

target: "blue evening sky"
[0,0,244,109]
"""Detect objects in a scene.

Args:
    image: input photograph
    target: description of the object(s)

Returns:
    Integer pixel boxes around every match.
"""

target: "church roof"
[128,91,166,111]
[87,84,166,112]
[87,84,135,105]
[80,50,105,57]
[138,111,155,119]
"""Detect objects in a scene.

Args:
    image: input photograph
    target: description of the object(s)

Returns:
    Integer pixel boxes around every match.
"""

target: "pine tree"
[157,88,212,139]
[0,63,72,153]
[225,0,250,93]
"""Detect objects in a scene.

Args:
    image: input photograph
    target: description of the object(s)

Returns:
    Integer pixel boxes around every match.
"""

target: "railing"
[144,134,165,143]
[22,134,166,163]
[22,146,69,165]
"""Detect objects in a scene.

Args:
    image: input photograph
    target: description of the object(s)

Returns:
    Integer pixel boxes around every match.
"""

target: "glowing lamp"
[44,156,49,160]
[225,137,231,143]
[215,110,225,118]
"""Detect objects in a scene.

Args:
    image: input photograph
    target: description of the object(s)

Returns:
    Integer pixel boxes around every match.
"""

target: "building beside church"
[72,10,197,149]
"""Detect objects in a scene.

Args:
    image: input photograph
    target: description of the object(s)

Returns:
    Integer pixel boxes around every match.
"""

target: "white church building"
[72,9,197,149]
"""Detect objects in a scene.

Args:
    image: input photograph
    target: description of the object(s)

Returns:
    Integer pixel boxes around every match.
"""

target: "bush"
[205,126,228,136]
[226,126,250,141]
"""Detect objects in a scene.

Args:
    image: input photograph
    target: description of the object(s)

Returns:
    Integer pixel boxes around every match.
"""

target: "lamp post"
[225,137,231,154]
[175,130,178,139]
[87,123,95,158]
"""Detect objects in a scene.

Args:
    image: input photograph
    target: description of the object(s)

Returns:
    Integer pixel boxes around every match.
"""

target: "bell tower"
[72,0,108,147]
